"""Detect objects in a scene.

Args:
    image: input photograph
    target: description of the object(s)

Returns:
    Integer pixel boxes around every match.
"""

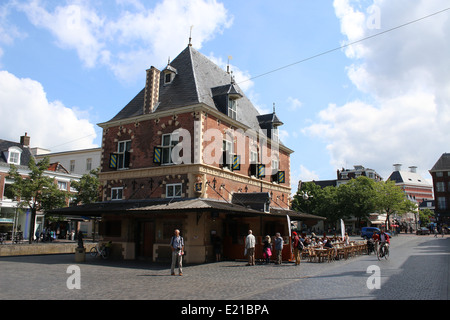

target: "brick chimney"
[20,132,30,147]
[143,66,160,114]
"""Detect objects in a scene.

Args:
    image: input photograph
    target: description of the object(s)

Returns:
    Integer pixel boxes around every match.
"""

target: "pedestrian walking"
[245,230,256,266]
[262,235,272,264]
[434,227,438,238]
[274,233,284,265]
[170,229,184,276]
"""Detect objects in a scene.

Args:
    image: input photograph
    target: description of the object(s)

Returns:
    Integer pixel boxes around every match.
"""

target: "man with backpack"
[291,232,303,266]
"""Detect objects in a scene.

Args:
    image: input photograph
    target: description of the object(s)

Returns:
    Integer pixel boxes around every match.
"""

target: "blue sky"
[0,0,449,193]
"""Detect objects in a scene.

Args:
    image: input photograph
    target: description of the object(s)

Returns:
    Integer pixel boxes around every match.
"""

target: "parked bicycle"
[90,241,111,259]
[0,233,6,244]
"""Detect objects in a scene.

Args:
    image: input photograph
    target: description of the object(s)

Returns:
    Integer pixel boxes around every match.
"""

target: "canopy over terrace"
[50,197,325,222]
[50,198,325,262]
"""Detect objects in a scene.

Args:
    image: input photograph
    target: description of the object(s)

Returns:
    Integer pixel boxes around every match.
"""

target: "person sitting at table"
[304,237,312,247]
[324,238,338,259]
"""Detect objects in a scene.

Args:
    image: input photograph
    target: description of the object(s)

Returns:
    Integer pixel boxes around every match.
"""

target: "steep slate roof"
[0,139,33,167]
[108,46,264,133]
[430,153,450,171]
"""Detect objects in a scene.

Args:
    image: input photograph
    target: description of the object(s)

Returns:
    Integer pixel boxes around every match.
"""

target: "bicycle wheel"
[90,246,98,257]
[377,247,383,261]
[100,249,108,259]
[384,247,389,260]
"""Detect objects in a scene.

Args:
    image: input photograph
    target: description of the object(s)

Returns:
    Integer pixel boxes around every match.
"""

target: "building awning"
[49,198,326,222]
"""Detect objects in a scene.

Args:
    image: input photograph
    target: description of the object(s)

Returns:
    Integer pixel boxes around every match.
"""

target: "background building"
[0,134,83,241]
[430,153,450,225]
[387,164,433,204]
[33,147,101,176]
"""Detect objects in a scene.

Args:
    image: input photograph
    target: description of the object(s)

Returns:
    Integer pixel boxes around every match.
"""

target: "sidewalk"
[0,239,97,257]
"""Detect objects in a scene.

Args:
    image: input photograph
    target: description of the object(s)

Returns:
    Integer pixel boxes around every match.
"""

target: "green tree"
[291,181,323,215]
[335,176,379,227]
[7,157,68,243]
[418,208,434,227]
[70,168,101,205]
[375,180,417,230]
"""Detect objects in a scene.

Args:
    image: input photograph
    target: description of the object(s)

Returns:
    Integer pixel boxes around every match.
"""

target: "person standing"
[274,233,284,265]
[170,229,184,276]
[245,230,256,266]
[262,235,272,264]
[292,232,301,266]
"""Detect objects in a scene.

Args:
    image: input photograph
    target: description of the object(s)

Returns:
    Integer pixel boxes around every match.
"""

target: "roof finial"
[227,55,232,74]
[188,25,194,46]
[273,102,276,113]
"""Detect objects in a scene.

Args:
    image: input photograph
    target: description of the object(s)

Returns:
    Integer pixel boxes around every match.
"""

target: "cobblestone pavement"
[0,234,448,300]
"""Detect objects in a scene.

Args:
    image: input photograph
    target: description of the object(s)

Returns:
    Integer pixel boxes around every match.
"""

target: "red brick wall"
[100,110,291,207]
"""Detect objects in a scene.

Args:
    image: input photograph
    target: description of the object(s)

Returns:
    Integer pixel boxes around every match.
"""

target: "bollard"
[75,247,85,262]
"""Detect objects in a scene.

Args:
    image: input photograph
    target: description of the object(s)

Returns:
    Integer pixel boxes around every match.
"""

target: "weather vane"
[189,25,194,46]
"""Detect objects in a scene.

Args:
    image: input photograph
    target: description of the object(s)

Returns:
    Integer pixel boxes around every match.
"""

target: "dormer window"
[163,64,177,85]
[272,127,279,143]
[211,83,242,120]
[228,98,237,120]
[165,73,173,84]
[7,147,22,165]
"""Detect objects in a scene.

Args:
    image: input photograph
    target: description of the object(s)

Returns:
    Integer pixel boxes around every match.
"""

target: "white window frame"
[70,160,75,173]
[7,147,22,165]
[111,187,123,201]
[271,127,279,143]
[161,132,179,165]
[228,99,237,120]
[86,158,92,171]
[222,139,234,168]
[250,150,258,164]
[117,140,131,169]
[2,182,14,201]
[271,158,279,175]
[57,181,67,191]
[166,183,182,198]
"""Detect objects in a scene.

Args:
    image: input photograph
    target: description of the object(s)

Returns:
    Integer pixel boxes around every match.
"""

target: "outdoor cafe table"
[313,248,328,263]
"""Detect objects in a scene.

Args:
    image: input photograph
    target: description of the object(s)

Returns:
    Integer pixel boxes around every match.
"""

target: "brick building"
[54,45,324,263]
[430,153,450,225]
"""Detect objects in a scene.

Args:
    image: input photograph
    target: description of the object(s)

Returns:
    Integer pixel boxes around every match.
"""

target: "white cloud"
[20,0,106,68]
[0,70,97,152]
[287,97,303,111]
[305,0,450,179]
[290,165,320,194]
[17,0,233,82]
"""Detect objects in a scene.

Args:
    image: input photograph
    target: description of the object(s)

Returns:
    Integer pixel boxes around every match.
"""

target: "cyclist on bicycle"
[378,230,390,257]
